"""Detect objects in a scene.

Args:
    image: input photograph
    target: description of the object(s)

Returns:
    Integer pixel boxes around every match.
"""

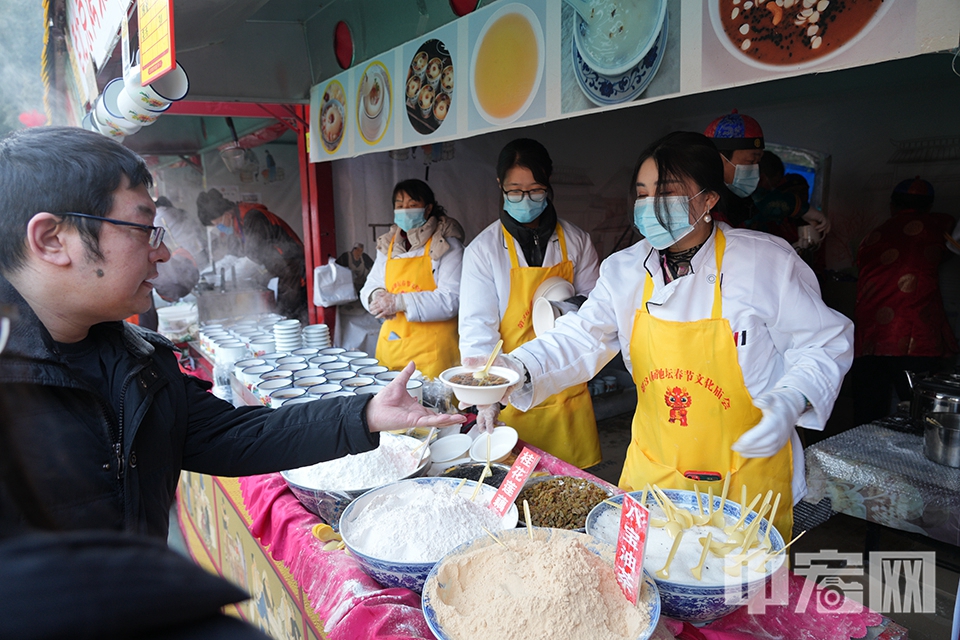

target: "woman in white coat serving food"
[361,179,464,378]
[459,138,602,469]
[483,132,853,537]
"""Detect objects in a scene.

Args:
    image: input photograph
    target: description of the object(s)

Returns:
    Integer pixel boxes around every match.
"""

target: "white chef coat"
[458,218,600,359]
[359,236,463,323]
[511,222,854,501]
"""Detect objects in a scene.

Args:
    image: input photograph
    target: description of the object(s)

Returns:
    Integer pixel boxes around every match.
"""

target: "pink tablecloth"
[237,441,897,640]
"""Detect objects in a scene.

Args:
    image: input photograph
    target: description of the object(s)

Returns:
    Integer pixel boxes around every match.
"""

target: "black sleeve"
[179,376,380,477]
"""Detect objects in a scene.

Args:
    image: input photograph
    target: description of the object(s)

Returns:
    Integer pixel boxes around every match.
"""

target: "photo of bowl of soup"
[573,0,667,77]
[470,2,544,125]
[357,61,392,145]
[709,0,895,71]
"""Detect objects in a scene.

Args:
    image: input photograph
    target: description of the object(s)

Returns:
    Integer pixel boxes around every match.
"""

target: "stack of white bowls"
[273,319,302,352]
[302,323,331,349]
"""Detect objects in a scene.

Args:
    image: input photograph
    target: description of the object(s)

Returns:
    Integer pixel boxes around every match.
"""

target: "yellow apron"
[375,235,460,379]
[622,229,794,537]
[498,224,601,469]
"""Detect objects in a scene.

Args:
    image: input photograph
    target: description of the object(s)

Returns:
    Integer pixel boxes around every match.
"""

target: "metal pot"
[923,411,960,467]
[905,371,960,428]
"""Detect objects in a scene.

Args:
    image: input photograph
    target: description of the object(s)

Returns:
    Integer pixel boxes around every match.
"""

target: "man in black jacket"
[0,127,463,539]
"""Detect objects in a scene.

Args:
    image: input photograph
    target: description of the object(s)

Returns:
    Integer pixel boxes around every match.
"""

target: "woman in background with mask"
[481,132,852,537]
[361,179,464,378]
[459,138,601,468]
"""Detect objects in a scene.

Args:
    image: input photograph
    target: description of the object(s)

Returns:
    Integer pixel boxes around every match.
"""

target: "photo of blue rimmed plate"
[572,12,668,107]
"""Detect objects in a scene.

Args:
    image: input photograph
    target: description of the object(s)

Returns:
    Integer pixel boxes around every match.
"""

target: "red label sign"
[614,493,649,605]
[488,446,540,517]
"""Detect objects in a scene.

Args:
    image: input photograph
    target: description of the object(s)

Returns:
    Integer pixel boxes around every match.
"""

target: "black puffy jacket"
[0,276,378,539]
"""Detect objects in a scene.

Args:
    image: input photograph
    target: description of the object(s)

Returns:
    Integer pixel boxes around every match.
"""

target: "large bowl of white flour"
[281,433,431,530]
[338,476,519,592]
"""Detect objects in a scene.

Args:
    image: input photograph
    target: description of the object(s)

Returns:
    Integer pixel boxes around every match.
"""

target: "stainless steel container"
[906,371,960,427]
[923,411,960,467]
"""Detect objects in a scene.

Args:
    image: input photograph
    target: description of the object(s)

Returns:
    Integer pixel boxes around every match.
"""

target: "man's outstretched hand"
[365,361,466,432]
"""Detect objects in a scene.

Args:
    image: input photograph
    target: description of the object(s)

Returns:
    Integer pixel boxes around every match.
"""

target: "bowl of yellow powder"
[422,527,660,640]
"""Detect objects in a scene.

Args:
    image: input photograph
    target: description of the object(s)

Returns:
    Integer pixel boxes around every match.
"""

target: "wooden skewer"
[656,530,684,580]
[480,526,508,548]
[691,532,713,581]
[523,499,534,539]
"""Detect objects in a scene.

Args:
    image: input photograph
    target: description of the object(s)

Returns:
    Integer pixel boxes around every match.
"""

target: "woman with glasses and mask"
[459,138,601,468]
[360,179,465,378]
[480,132,852,537]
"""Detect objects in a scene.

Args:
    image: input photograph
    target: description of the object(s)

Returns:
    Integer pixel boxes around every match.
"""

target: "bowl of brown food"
[439,365,520,406]
[516,475,615,531]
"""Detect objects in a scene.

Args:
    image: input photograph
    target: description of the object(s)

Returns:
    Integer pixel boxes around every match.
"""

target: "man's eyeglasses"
[58,212,165,249]
[502,188,548,204]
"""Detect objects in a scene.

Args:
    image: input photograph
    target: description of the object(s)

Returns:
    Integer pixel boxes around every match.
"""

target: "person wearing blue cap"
[852,176,958,425]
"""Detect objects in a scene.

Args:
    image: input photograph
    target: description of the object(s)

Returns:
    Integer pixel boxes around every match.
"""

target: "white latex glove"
[802,209,831,235]
[369,291,405,319]
[731,387,807,458]
[459,353,528,434]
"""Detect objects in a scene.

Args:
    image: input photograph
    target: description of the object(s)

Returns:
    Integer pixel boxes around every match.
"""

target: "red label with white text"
[614,493,649,604]
[488,446,540,517]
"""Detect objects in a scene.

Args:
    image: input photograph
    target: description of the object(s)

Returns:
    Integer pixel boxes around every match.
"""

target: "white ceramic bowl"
[430,434,473,463]
[422,528,660,640]
[469,426,519,463]
[585,489,785,623]
[439,366,521,406]
[533,276,575,302]
[339,476,519,592]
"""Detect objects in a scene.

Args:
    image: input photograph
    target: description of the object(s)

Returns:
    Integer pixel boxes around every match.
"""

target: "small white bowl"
[469,426,519,463]
[439,366,521,406]
[430,434,472,463]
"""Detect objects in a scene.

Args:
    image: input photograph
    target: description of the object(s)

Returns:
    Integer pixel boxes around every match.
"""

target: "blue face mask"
[215,223,233,235]
[503,196,548,224]
[633,190,707,251]
[394,207,426,232]
[724,158,760,198]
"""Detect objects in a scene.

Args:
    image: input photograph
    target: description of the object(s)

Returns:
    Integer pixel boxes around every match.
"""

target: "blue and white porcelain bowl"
[586,489,785,623]
[281,433,430,531]
[422,527,661,640]
[339,476,518,592]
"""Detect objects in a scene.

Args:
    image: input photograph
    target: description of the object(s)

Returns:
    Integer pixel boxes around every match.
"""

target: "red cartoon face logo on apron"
[664,386,692,426]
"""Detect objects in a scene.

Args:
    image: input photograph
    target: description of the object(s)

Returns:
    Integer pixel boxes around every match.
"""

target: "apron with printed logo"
[375,235,460,378]
[498,224,601,468]
[623,229,794,537]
